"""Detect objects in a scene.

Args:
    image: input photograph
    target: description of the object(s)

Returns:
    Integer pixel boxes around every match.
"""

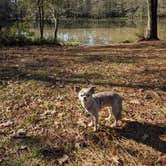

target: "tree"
[0,0,12,31]
[47,0,64,41]
[37,0,45,40]
[145,0,159,40]
[36,0,64,41]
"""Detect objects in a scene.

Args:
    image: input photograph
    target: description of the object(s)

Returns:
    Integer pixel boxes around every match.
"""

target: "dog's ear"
[74,86,81,93]
[88,86,96,94]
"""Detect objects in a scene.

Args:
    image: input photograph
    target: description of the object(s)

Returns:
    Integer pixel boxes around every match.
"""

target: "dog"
[77,87,122,131]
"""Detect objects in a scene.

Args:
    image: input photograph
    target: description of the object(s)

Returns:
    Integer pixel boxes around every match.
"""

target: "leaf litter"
[0,41,166,165]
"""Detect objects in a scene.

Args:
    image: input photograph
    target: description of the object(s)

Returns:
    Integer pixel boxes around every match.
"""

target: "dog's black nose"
[83,97,87,101]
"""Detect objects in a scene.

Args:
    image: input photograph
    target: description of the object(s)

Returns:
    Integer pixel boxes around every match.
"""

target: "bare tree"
[145,0,159,40]
[49,6,59,41]
[47,0,63,41]
[37,0,45,40]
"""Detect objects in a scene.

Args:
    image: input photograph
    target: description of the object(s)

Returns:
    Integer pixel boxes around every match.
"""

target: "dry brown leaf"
[111,155,120,164]
[57,154,69,164]
[0,121,13,128]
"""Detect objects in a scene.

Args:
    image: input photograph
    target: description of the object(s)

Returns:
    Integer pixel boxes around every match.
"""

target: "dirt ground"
[0,41,166,165]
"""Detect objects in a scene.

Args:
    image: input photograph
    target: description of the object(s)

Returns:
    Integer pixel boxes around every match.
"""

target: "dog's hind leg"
[111,101,122,128]
[117,104,122,121]
[105,107,112,121]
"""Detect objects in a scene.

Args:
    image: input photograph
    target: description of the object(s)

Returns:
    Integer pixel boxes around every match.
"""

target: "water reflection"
[33,18,166,45]
[58,27,137,45]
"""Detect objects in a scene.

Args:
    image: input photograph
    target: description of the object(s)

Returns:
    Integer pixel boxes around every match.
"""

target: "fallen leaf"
[12,129,27,139]
[111,155,120,164]
[57,154,69,164]
[19,145,28,150]
[77,119,86,128]
[0,121,13,128]
[130,99,141,105]
[75,142,80,149]
[157,154,166,165]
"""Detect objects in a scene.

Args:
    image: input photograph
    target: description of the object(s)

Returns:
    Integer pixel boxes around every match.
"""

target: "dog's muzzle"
[83,97,87,102]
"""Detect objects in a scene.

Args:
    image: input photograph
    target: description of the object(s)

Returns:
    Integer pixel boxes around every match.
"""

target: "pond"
[32,18,166,45]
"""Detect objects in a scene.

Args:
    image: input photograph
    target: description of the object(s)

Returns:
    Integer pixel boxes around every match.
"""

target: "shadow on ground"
[0,43,166,91]
[0,65,166,91]
[110,121,166,153]
[85,121,166,153]
[119,121,166,153]
[8,121,166,164]
[10,134,72,162]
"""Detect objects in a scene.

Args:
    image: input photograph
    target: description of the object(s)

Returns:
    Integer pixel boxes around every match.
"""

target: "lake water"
[32,18,166,45]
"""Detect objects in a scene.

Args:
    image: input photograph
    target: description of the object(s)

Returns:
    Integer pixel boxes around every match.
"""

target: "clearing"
[0,41,166,165]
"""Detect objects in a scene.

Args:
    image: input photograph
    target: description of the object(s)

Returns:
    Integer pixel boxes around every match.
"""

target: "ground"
[0,41,166,166]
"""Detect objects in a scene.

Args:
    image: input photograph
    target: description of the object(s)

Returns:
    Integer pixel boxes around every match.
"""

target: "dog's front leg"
[88,117,93,127]
[92,113,98,131]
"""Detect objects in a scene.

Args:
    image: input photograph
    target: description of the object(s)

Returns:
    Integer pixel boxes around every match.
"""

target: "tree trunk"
[54,11,59,41]
[38,0,44,41]
[145,0,159,40]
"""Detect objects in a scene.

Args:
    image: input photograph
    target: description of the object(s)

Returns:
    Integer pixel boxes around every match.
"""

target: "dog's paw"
[88,122,93,127]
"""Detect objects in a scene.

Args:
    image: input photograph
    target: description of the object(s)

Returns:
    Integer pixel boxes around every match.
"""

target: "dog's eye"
[86,94,90,97]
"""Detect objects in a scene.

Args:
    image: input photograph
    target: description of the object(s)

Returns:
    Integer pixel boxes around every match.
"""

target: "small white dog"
[77,87,122,131]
